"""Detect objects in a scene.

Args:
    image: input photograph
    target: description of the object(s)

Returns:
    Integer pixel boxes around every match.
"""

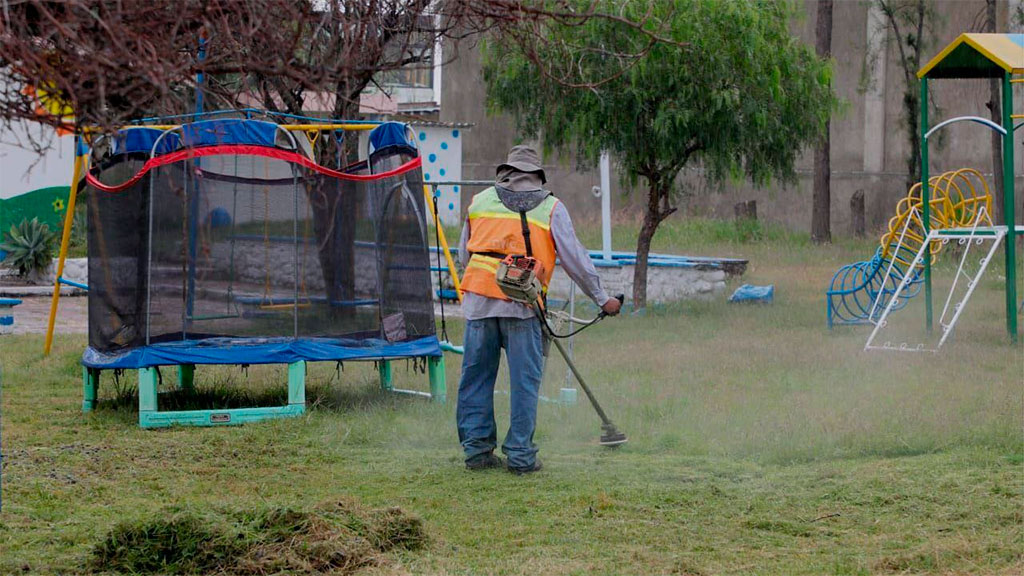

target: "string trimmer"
[496,254,628,447]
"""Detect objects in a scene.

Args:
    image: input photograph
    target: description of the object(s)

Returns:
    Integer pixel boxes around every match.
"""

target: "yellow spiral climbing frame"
[879,168,993,270]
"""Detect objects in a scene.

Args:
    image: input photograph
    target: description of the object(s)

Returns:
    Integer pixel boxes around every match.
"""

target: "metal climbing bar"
[865,218,1006,353]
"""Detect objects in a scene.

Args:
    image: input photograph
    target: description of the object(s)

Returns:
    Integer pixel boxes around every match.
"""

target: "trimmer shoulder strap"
[519,211,533,258]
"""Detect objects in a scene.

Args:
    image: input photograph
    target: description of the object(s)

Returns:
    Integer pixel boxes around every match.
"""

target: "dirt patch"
[89,499,426,575]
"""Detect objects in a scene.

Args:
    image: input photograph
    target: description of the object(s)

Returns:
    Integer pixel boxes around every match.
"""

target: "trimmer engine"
[495,255,544,305]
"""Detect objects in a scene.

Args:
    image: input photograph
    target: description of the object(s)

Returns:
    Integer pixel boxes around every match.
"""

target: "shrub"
[1,217,57,277]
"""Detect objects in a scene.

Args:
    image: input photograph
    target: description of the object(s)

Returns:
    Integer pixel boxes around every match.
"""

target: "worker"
[457,145,621,474]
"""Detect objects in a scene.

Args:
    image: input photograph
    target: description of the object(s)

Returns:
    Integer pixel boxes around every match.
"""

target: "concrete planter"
[29,257,88,286]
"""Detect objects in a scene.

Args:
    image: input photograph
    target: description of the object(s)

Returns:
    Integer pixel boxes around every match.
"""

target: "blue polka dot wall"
[413,125,464,225]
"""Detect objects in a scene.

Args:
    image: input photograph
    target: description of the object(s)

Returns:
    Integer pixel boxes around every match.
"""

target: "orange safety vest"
[462,187,559,302]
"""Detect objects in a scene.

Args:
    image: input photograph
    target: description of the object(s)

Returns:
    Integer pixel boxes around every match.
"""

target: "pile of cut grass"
[89,499,426,575]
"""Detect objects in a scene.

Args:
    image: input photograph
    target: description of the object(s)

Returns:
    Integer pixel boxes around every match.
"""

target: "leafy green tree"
[874,0,937,193]
[482,0,837,309]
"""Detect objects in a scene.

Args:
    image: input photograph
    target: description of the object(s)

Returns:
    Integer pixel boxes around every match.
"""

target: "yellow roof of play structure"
[918,33,1024,79]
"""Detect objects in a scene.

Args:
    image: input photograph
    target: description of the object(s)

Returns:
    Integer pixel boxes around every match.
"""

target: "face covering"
[495,168,551,212]
[496,167,544,192]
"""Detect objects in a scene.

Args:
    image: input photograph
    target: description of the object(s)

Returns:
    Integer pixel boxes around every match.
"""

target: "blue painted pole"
[195,34,206,120]
[185,33,207,328]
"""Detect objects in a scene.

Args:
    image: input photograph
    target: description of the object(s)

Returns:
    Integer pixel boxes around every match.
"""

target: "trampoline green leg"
[178,364,195,393]
[138,367,158,426]
[82,367,99,412]
[428,355,446,404]
[378,360,393,391]
[138,363,304,428]
[288,361,306,408]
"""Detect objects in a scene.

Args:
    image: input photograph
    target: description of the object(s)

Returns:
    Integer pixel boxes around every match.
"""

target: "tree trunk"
[632,180,668,311]
[986,0,1005,224]
[633,205,656,312]
[734,200,757,221]
[850,189,866,238]
[811,0,834,244]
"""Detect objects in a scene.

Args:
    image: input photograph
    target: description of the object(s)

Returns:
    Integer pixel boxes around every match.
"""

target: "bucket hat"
[496,145,546,184]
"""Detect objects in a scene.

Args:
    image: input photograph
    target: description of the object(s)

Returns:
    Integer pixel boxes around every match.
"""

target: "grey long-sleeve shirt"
[458,201,611,320]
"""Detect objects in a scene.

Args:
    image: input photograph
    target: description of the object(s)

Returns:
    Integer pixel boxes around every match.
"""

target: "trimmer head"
[599,423,628,447]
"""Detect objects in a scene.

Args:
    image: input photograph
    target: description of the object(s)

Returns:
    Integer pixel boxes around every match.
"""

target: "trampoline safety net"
[82,120,437,368]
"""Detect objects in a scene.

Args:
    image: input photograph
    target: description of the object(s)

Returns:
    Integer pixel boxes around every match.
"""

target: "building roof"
[918,33,1024,79]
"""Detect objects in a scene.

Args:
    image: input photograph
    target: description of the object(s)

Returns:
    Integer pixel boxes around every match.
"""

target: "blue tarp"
[179,119,282,149]
[729,284,774,303]
[368,121,417,157]
[82,336,442,369]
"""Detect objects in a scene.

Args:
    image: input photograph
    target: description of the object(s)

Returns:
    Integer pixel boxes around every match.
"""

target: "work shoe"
[465,452,504,470]
[508,459,543,476]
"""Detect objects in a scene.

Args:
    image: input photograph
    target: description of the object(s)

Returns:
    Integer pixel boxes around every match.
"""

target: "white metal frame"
[865,208,1006,353]
[868,206,921,322]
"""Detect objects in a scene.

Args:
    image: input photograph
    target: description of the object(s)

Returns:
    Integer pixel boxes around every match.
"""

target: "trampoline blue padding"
[82,336,442,369]
[180,119,281,148]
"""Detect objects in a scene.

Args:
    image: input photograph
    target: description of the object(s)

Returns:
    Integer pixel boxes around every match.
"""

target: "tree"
[0,1,676,154]
[982,0,1005,224]
[875,0,936,193]
[811,0,834,244]
[482,0,836,309]
[1,0,684,312]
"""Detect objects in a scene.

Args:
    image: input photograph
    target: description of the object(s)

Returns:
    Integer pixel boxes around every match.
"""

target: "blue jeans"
[457,316,544,469]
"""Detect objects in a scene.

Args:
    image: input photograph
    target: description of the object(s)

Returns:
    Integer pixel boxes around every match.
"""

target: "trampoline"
[79,118,443,427]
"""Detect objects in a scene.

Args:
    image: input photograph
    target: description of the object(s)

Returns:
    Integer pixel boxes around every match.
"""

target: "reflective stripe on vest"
[462,187,558,301]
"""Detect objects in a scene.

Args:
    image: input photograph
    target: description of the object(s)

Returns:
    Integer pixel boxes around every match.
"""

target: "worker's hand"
[601,295,623,316]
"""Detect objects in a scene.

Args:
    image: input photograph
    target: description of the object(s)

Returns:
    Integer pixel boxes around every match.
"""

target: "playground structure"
[827,168,993,326]
[828,33,1022,348]
[45,113,464,427]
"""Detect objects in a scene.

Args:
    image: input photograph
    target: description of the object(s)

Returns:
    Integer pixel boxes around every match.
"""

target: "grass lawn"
[1,219,1021,575]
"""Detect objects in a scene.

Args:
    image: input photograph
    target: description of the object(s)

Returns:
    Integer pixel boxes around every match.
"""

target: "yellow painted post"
[280,123,377,132]
[424,184,463,301]
[44,143,85,356]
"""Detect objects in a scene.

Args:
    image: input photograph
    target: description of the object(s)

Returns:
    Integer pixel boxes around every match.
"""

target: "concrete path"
[7,295,88,335]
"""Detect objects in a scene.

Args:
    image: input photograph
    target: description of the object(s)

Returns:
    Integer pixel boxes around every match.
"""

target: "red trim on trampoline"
[85,145,422,193]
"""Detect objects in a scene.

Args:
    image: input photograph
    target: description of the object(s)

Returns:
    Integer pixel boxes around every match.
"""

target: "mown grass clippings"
[88,500,426,575]
[88,514,243,575]
[742,518,813,538]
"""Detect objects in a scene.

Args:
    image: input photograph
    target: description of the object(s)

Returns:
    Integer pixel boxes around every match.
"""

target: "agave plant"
[1,218,57,278]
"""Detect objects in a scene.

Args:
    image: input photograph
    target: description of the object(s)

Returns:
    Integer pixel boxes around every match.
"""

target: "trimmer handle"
[598,294,626,318]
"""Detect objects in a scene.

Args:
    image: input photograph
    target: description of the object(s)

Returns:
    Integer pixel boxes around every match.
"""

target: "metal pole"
[185,33,206,331]
[422,184,463,301]
[195,33,206,120]
[293,171,300,339]
[548,329,612,426]
[1002,71,1017,341]
[44,142,85,355]
[600,151,612,261]
[565,281,576,391]
[921,77,932,333]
